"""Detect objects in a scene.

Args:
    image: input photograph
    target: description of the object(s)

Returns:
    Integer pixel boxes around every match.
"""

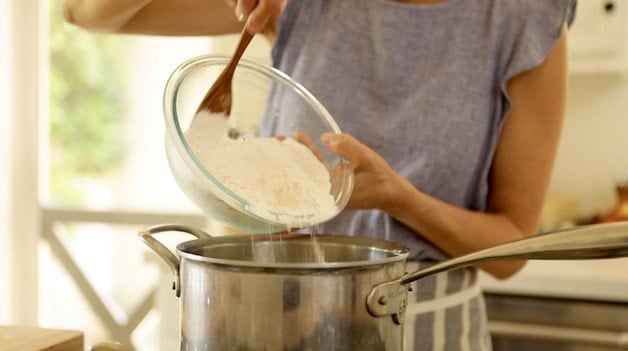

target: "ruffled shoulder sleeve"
[501,0,576,80]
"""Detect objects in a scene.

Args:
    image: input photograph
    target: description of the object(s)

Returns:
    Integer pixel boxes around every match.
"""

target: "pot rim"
[176,233,410,269]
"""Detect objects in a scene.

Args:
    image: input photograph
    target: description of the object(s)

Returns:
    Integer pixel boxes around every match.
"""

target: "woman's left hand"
[321,132,406,211]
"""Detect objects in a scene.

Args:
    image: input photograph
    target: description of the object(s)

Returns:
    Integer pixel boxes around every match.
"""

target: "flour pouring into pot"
[185,111,339,234]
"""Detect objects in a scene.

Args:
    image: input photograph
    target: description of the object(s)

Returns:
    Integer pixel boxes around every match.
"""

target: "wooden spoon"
[196,27,255,116]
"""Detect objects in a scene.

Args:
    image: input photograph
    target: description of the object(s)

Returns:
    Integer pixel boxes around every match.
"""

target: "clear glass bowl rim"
[163,54,352,228]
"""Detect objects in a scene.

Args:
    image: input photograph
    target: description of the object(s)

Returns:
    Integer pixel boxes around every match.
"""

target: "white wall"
[548,73,628,219]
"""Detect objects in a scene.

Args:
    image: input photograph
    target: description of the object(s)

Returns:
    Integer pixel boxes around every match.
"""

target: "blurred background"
[1,1,628,350]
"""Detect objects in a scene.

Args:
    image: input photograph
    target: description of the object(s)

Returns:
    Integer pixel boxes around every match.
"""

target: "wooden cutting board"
[0,325,83,351]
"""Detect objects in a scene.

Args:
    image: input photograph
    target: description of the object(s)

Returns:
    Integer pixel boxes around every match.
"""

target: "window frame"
[1,0,45,325]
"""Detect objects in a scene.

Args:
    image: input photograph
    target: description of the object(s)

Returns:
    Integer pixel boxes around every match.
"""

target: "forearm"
[323,132,533,279]
[385,177,530,279]
[63,0,152,32]
[384,27,568,280]
[62,0,241,35]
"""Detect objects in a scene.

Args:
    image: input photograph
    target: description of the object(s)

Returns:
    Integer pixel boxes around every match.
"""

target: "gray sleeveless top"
[272,0,576,262]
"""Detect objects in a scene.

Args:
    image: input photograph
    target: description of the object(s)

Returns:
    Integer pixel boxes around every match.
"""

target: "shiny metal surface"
[140,221,628,350]
[367,221,628,322]
[139,223,210,297]
[141,224,410,351]
[404,221,628,283]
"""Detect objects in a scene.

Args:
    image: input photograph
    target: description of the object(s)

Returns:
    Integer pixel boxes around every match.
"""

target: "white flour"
[185,111,338,228]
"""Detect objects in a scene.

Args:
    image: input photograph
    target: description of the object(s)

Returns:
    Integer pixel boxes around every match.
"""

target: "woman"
[63,1,576,349]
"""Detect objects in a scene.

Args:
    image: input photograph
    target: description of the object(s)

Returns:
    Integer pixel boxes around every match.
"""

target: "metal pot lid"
[176,233,410,269]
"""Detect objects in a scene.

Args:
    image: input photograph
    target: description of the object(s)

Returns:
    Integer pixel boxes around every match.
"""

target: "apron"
[403,262,493,351]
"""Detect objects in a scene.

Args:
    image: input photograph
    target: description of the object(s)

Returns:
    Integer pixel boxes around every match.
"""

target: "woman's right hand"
[233,0,287,33]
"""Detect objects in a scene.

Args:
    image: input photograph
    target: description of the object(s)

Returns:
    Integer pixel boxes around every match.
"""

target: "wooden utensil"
[0,325,83,351]
[196,27,254,116]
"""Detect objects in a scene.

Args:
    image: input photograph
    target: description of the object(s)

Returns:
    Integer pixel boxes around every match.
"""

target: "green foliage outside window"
[49,0,129,203]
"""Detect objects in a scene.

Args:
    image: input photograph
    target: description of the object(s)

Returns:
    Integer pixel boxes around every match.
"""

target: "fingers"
[235,0,257,22]
[233,0,285,33]
[247,0,285,33]
[321,133,363,169]
[223,0,237,8]
[292,131,326,164]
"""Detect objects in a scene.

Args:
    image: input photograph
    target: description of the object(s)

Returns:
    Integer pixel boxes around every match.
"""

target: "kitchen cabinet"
[569,0,628,74]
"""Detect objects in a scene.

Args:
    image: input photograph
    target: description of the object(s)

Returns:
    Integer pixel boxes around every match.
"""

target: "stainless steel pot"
[140,222,628,351]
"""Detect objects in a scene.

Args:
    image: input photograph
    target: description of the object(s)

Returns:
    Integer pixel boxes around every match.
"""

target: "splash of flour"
[185,111,338,228]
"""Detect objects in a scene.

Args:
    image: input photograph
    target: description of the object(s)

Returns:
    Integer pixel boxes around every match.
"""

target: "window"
[41,1,214,348]
[3,2,270,348]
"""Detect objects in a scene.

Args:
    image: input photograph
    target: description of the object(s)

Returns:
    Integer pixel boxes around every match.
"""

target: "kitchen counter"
[0,325,83,351]
[479,257,628,302]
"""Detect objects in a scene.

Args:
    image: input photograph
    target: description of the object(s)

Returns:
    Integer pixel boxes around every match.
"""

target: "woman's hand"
[233,0,287,33]
[321,133,406,212]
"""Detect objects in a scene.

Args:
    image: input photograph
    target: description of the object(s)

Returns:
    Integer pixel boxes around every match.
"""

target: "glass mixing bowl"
[163,55,354,233]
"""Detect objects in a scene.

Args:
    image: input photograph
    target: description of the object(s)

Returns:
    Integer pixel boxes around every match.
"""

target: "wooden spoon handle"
[223,27,255,77]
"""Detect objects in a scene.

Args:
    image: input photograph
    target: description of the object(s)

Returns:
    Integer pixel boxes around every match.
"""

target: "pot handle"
[138,223,211,297]
[367,221,628,324]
